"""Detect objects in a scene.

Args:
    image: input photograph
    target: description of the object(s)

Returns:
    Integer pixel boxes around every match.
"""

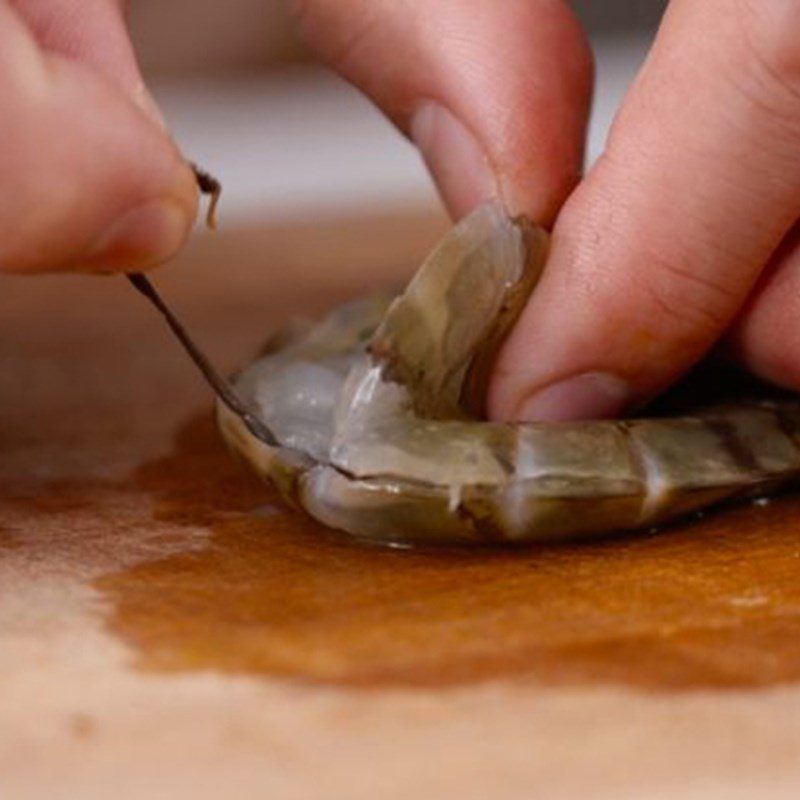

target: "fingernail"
[516,372,630,422]
[410,101,497,217]
[82,199,191,272]
[132,81,168,131]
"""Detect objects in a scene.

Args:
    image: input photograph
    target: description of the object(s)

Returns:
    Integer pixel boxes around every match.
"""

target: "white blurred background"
[128,0,668,225]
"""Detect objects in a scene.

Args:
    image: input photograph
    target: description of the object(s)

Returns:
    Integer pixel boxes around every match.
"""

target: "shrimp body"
[219,204,800,544]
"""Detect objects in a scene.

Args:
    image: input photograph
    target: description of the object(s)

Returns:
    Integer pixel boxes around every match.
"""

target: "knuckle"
[289,0,382,70]
[738,0,800,102]
[636,250,737,338]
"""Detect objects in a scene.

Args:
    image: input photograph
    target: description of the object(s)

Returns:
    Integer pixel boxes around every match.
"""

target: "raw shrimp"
[216,203,800,544]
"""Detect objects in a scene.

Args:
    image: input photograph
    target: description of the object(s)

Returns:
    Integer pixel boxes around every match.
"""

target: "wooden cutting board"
[3,207,800,800]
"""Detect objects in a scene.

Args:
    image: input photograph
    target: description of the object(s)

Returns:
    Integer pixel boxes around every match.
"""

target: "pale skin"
[4,0,800,423]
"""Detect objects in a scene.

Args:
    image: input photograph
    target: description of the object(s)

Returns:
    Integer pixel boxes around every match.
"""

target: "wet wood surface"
[3,208,800,799]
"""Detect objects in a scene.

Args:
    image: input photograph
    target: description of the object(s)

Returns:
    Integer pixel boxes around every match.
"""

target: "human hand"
[0,0,197,274]
[295,0,800,419]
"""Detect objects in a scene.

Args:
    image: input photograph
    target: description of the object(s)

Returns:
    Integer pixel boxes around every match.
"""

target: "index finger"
[293,0,594,225]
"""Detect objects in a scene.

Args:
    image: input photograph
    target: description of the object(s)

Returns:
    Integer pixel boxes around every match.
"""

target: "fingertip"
[79,195,194,274]
[505,371,631,422]
[410,101,498,218]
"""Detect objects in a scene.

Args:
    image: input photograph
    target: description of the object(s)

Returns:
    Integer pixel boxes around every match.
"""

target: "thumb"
[489,0,800,420]
[0,2,197,274]
[293,0,593,225]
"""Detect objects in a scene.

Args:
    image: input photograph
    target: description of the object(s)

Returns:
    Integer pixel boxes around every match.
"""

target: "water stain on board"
[94,416,800,691]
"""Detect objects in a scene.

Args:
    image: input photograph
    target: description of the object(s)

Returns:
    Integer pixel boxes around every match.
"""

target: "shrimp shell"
[218,203,800,544]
